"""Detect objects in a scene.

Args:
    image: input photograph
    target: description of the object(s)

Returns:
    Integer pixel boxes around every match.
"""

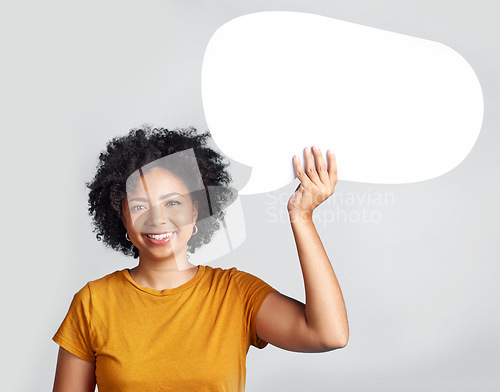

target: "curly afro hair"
[86,125,234,259]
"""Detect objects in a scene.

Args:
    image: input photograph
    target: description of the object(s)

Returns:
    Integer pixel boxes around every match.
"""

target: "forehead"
[127,167,190,195]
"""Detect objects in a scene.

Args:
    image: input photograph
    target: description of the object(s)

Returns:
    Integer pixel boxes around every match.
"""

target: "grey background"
[1,0,499,391]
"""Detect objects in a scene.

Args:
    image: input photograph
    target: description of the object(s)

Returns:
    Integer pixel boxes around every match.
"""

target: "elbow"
[323,333,349,350]
[337,334,349,348]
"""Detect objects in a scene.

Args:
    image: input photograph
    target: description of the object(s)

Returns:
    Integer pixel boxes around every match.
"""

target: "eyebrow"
[128,192,185,203]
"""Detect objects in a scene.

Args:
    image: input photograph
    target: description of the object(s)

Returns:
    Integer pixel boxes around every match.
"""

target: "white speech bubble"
[201,11,483,194]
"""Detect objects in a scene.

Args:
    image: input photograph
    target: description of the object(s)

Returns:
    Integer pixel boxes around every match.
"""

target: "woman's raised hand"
[287,146,338,221]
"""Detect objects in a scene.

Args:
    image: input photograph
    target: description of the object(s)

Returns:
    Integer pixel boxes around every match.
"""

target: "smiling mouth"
[143,231,177,241]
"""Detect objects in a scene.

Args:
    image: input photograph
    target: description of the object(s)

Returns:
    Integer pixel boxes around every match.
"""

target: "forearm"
[290,211,349,348]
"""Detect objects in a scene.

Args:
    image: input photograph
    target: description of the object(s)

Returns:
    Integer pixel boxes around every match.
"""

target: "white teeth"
[146,232,174,240]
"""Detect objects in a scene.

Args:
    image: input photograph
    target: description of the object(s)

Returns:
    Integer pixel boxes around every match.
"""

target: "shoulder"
[204,265,276,297]
[203,265,260,283]
[74,270,125,298]
[203,265,235,279]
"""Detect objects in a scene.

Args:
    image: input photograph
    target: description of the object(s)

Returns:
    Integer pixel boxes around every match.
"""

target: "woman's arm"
[53,347,96,392]
[255,146,348,351]
[289,206,349,348]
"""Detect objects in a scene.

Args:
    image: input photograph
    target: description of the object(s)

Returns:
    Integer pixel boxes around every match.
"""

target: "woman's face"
[121,167,198,262]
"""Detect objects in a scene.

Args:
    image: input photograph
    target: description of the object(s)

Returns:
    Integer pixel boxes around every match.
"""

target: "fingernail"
[313,145,319,151]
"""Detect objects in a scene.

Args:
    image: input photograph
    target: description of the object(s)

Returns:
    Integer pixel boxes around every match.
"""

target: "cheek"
[172,210,195,227]
[128,212,146,232]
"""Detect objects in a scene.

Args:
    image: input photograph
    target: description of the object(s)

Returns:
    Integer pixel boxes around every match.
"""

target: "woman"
[52,125,348,392]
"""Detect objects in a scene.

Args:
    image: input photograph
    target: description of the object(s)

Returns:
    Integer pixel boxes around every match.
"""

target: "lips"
[144,231,176,236]
[143,231,177,245]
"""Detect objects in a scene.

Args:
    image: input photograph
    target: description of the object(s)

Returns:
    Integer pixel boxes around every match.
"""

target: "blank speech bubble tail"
[240,146,331,195]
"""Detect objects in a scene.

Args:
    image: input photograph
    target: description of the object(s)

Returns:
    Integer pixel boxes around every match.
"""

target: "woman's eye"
[130,201,180,211]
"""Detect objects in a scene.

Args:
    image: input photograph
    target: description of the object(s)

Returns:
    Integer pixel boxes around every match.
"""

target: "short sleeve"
[232,268,279,349]
[52,283,95,364]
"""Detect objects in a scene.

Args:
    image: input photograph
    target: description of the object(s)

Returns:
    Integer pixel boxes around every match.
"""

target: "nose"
[147,203,166,225]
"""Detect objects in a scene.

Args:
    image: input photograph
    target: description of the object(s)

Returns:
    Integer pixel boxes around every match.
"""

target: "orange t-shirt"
[52,265,279,391]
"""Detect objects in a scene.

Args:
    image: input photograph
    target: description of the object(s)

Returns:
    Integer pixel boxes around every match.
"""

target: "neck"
[130,252,198,291]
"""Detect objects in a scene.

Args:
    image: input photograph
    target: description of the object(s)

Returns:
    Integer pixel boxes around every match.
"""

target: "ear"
[192,200,199,224]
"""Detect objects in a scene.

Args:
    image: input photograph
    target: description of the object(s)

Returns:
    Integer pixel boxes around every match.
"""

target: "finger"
[327,149,338,186]
[312,145,330,185]
[303,146,321,186]
[293,155,313,187]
